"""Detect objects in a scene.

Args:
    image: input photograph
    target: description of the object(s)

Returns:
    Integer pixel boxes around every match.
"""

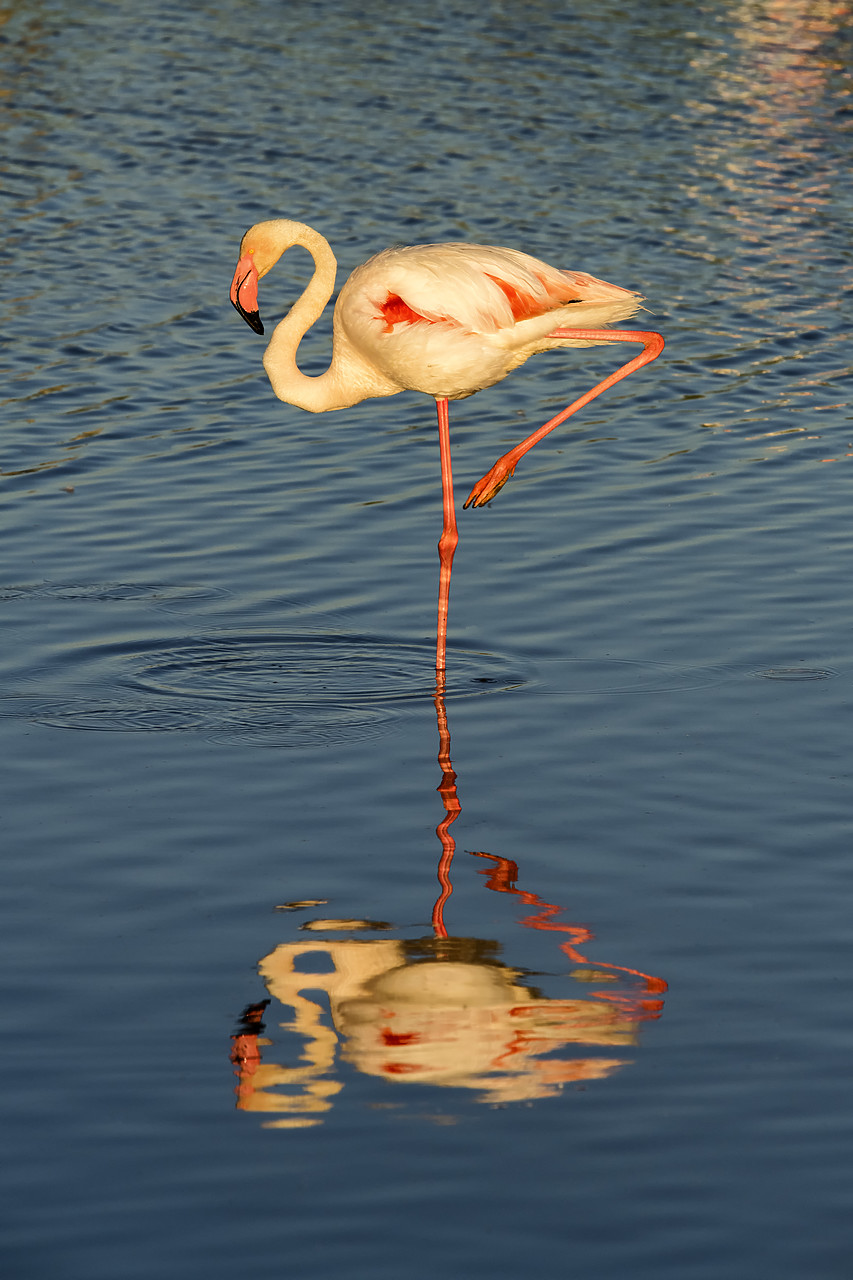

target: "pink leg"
[435,396,459,680]
[464,328,665,508]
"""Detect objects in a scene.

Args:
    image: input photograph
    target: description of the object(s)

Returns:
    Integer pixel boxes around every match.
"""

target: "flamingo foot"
[463,459,517,508]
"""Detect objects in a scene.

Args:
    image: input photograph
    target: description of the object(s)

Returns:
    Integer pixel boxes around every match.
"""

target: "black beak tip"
[231,297,264,336]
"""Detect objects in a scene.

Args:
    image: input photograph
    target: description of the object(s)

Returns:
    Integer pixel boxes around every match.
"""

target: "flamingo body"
[230,219,664,678]
[338,241,644,402]
[230,220,645,410]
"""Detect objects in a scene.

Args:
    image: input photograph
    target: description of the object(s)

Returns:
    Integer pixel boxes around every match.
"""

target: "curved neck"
[261,222,352,412]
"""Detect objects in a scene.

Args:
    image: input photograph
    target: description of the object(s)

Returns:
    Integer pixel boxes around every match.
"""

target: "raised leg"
[464,328,665,508]
[435,396,459,679]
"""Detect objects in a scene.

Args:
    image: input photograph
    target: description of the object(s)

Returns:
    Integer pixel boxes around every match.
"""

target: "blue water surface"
[2,1,853,1277]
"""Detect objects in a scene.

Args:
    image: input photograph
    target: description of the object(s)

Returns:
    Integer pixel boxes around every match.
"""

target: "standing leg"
[464,329,665,508]
[435,396,459,681]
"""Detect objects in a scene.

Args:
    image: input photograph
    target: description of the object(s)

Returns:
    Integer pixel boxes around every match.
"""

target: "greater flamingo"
[230,220,664,679]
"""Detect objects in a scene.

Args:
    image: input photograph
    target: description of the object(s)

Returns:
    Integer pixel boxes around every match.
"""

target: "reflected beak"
[230,253,264,335]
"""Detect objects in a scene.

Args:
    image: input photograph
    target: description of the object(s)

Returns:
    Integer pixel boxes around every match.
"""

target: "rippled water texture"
[2,3,852,1278]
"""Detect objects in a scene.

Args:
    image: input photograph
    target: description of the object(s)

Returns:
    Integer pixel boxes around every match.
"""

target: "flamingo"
[229,220,664,679]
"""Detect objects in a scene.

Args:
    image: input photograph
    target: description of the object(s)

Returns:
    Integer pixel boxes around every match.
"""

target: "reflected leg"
[431,689,461,939]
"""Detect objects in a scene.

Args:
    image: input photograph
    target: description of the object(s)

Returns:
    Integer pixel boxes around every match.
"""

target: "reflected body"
[231,690,666,1127]
[232,933,653,1123]
[230,220,664,675]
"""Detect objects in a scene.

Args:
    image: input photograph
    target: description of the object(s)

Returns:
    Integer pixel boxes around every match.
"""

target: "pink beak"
[230,253,264,335]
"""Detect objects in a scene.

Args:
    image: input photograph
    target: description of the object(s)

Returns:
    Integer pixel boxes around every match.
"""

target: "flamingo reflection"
[231,691,666,1127]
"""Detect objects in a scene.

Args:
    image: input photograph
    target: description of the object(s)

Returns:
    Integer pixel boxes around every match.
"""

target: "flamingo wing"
[344,243,600,338]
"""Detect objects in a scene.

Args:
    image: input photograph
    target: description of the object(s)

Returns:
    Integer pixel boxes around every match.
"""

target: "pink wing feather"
[351,243,629,337]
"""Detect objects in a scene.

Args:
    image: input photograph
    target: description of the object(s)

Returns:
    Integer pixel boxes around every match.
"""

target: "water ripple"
[127,634,524,705]
[0,581,230,605]
[753,666,838,682]
[5,632,527,748]
[533,656,738,695]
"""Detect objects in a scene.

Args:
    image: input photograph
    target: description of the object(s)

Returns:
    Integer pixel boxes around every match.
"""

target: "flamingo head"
[230,221,297,336]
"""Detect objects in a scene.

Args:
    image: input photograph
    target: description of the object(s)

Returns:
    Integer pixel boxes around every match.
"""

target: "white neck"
[259,221,374,413]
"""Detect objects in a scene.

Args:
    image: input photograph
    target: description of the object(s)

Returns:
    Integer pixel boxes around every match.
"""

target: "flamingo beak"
[230,252,264,335]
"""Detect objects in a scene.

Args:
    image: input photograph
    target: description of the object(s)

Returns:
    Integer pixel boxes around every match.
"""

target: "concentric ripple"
[127,634,523,705]
[22,699,209,733]
[9,632,527,748]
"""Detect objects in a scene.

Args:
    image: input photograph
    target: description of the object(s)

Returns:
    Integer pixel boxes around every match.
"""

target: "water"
[2,1,852,1276]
